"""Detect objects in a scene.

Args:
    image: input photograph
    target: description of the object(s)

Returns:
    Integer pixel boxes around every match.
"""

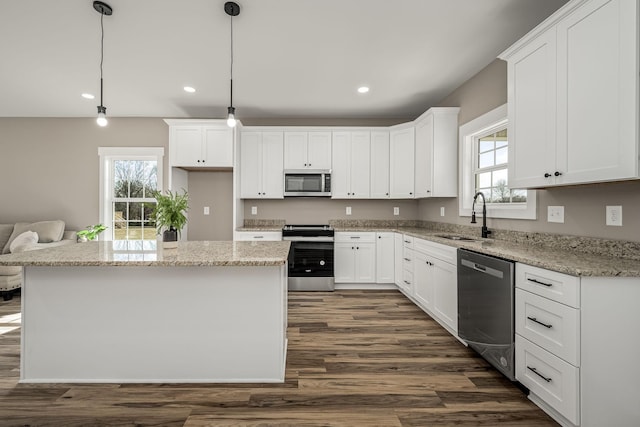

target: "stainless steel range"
[282,224,335,291]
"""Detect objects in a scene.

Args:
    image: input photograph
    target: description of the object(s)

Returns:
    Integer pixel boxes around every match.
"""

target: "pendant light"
[225,2,240,128]
[93,1,113,127]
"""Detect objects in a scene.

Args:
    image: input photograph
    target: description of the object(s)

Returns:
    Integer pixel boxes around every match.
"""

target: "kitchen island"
[0,240,290,383]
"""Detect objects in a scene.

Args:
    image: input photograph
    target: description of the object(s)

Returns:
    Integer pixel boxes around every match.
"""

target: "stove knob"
[320,260,325,266]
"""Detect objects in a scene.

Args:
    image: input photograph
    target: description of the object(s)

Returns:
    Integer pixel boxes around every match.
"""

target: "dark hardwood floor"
[0,290,557,426]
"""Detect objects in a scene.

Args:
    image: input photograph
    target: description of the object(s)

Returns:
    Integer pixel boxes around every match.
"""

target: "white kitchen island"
[0,240,290,383]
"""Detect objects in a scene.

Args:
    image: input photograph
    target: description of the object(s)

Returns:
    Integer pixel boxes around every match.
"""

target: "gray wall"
[419,59,640,242]
[0,118,168,231]
[187,171,233,240]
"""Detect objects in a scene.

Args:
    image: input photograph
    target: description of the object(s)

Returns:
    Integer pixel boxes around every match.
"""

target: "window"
[459,104,536,219]
[99,147,164,241]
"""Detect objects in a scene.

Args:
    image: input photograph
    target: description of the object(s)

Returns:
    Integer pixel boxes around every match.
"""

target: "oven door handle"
[283,236,335,242]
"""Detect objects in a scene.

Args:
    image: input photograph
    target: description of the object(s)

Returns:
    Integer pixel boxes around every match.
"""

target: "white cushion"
[10,231,39,253]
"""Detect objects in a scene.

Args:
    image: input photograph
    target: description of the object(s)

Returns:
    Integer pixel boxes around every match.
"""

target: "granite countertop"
[333,226,640,277]
[0,240,291,267]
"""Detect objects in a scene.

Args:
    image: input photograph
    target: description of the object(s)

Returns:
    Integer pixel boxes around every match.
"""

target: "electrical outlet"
[346,206,352,215]
[251,206,257,215]
[606,205,622,226]
[440,207,445,217]
[393,207,399,216]
[547,206,564,223]
[203,206,210,215]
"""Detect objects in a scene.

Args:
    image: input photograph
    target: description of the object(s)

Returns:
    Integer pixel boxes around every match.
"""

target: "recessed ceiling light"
[81,93,95,99]
[357,86,370,94]
[183,86,196,93]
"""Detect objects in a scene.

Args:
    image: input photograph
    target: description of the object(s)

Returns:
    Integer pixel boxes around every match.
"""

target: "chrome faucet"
[471,192,491,238]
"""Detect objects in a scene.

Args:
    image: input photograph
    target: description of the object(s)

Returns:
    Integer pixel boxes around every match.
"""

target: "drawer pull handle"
[527,278,553,287]
[253,236,264,239]
[404,240,411,243]
[404,258,411,262]
[527,366,552,383]
[350,236,361,239]
[527,316,552,329]
[403,280,411,285]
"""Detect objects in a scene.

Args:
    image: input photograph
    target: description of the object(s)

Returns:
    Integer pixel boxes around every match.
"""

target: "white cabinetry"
[240,131,284,199]
[332,131,371,199]
[393,233,403,286]
[370,131,390,198]
[397,235,414,295]
[166,120,234,168]
[515,262,640,427]
[234,231,282,241]
[334,232,376,283]
[389,124,415,198]
[284,131,332,170]
[500,0,639,188]
[375,232,395,283]
[414,107,460,198]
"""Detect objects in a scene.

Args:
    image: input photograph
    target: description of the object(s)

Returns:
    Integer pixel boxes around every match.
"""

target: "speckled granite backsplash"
[243,219,286,228]
[329,219,640,261]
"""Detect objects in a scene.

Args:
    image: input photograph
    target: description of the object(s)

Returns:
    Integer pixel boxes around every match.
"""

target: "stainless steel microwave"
[283,170,331,197]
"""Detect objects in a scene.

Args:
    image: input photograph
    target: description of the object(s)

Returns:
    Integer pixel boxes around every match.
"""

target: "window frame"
[458,104,536,220]
[98,147,164,241]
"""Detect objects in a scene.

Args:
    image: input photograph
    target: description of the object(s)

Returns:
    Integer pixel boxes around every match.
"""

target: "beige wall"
[187,171,233,240]
[0,118,168,231]
[419,59,640,242]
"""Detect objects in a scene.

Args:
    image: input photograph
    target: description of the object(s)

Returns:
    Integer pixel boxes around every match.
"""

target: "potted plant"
[151,190,188,248]
[77,224,108,242]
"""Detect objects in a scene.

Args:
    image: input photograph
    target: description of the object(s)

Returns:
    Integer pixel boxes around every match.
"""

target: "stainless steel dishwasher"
[458,248,515,380]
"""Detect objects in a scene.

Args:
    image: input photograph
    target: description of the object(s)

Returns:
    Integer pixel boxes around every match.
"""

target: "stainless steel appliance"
[282,224,335,291]
[458,248,515,380]
[283,170,331,197]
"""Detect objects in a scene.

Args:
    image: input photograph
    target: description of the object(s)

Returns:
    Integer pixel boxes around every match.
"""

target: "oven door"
[288,240,334,277]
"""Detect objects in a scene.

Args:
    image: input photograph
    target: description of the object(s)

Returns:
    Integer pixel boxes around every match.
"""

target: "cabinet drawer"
[235,231,282,241]
[402,248,414,271]
[402,235,414,249]
[335,232,376,243]
[516,289,579,366]
[516,263,580,308]
[413,237,456,264]
[515,335,579,425]
[400,269,413,293]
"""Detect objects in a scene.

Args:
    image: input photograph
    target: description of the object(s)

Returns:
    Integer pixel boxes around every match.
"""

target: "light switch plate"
[251,206,257,215]
[440,207,445,217]
[606,205,622,226]
[346,206,352,215]
[204,206,210,215]
[393,207,399,216]
[547,206,564,223]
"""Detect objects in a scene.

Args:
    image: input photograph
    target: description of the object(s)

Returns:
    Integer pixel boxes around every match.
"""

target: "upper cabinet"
[389,124,415,198]
[332,131,371,199]
[500,0,639,188]
[165,120,233,168]
[414,107,460,198]
[370,131,391,198]
[240,131,284,199]
[284,131,332,170]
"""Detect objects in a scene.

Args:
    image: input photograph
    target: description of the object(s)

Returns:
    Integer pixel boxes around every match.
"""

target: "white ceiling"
[0,0,567,121]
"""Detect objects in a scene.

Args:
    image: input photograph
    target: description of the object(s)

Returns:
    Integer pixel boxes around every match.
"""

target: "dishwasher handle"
[460,258,505,279]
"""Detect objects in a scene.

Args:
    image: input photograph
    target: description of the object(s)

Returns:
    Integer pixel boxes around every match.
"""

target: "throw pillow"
[9,231,39,253]
[2,220,65,254]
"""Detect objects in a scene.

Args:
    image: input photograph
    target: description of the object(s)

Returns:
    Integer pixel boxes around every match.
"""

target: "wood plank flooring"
[0,290,558,426]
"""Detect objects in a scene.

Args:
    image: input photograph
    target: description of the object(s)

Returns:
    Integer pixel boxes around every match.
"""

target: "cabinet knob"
[544,173,552,178]
[386,193,389,196]
[554,171,562,177]
[197,160,201,163]
[308,163,311,167]
[409,192,413,195]
[426,190,431,193]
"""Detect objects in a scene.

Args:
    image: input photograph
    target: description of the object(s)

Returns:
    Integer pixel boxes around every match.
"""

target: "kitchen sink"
[435,234,478,241]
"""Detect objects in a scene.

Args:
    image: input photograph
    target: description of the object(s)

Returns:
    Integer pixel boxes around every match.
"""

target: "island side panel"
[21,265,287,383]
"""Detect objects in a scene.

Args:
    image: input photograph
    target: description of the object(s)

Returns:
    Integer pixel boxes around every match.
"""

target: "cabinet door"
[239,132,262,198]
[389,126,415,198]
[334,243,355,282]
[376,232,395,283]
[284,132,308,169]
[261,132,284,199]
[370,131,390,198]
[508,29,557,189]
[556,0,638,185]
[414,113,433,198]
[354,243,376,283]
[413,251,433,310]
[349,131,371,198]
[202,127,233,167]
[307,132,332,169]
[171,127,203,167]
[431,109,459,197]
[331,132,351,198]
[432,258,457,332]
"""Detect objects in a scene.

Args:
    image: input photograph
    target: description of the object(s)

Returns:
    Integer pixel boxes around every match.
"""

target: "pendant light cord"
[229,13,234,108]
[99,10,105,106]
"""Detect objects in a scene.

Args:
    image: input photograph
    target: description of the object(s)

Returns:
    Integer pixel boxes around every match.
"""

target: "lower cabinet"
[375,232,395,283]
[334,233,376,283]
